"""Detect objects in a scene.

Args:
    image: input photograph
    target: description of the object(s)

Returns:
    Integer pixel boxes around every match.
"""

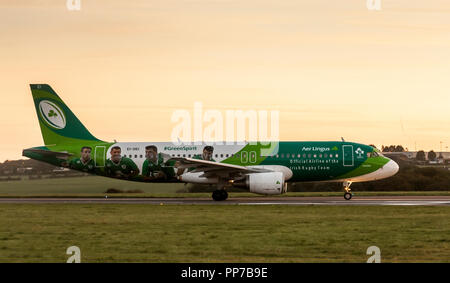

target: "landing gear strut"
[343,181,353,200]
[212,189,228,201]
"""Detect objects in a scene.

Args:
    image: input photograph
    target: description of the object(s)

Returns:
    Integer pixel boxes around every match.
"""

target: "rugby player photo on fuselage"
[68,146,96,174]
[187,145,216,173]
[142,145,178,181]
[105,146,139,180]
[193,146,215,162]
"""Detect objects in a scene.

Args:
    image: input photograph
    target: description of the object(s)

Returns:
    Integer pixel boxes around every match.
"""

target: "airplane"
[23,84,399,201]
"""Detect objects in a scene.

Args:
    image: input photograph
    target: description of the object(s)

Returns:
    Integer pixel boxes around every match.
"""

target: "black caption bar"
[0,263,447,282]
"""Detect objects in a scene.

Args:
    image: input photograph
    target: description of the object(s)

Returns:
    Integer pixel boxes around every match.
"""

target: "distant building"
[16,167,33,174]
[52,167,71,173]
[383,151,450,162]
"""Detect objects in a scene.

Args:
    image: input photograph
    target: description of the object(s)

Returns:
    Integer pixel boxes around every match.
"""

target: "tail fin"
[30,84,101,146]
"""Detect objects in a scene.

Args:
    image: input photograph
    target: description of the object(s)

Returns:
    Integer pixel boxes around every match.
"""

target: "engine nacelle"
[244,172,286,195]
[179,172,218,184]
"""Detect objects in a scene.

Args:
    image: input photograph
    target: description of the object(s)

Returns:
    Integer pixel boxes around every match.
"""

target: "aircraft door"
[343,145,354,167]
[95,146,106,167]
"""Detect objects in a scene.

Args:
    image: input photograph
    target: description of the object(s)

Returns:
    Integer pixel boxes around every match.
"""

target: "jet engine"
[235,172,287,195]
[179,172,218,184]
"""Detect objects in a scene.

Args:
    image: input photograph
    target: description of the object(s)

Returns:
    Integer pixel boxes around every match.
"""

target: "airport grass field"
[0,176,184,195]
[0,204,449,263]
[1,176,450,197]
[0,177,449,263]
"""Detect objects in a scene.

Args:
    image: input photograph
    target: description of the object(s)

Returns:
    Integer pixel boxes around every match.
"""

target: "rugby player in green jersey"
[105,146,139,179]
[188,145,216,172]
[142,145,177,180]
[69,146,96,173]
[192,145,215,161]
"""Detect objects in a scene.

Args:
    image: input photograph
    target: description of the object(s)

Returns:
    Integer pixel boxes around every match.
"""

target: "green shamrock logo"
[48,110,58,118]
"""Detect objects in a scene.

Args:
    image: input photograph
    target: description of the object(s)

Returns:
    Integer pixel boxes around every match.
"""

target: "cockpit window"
[368,151,384,158]
[368,151,380,158]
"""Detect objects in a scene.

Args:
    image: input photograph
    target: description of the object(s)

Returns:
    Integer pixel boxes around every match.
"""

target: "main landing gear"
[212,189,228,201]
[343,181,353,200]
[211,182,229,201]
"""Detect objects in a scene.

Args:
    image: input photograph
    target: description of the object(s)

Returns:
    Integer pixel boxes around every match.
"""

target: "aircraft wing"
[170,157,271,175]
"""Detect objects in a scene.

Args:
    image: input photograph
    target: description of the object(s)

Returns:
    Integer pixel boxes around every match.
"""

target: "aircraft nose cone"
[383,159,399,177]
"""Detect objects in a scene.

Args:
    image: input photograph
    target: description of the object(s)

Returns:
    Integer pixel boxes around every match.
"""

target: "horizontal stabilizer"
[22,148,73,160]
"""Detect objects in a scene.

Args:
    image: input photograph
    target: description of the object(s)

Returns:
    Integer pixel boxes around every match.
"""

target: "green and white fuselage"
[23,84,399,200]
[24,141,397,182]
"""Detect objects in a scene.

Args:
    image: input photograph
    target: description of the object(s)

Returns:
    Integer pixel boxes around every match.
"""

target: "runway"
[0,196,450,206]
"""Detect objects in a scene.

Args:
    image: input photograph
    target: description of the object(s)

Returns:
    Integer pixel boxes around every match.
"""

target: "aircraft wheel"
[344,192,352,200]
[212,190,228,201]
[221,190,228,201]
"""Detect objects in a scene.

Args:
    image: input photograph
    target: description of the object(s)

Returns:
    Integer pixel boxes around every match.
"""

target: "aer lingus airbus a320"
[23,84,399,201]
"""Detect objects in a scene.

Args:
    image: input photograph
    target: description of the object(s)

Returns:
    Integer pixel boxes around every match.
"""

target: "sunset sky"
[1,0,450,161]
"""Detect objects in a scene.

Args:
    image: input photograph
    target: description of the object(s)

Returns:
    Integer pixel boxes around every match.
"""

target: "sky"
[1,0,450,161]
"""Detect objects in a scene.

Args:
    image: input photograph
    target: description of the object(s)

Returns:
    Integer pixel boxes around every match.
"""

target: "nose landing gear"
[343,181,353,200]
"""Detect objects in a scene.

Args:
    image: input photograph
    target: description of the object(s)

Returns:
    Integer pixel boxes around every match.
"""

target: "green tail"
[30,84,101,146]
